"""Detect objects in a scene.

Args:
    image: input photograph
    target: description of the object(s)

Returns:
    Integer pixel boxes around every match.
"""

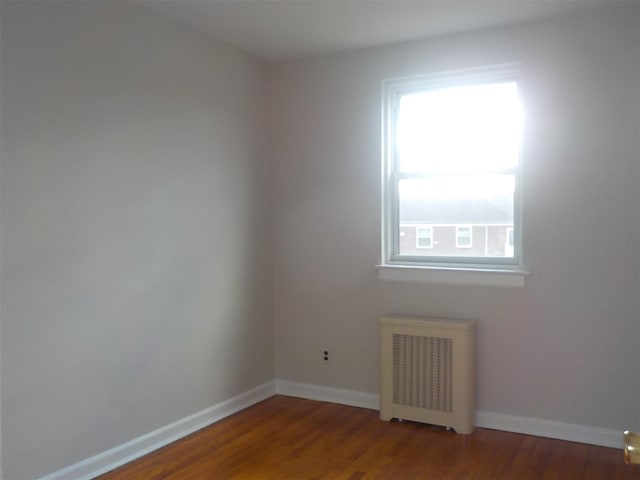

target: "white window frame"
[506,227,515,247]
[416,225,433,249]
[380,64,524,275]
[377,64,530,288]
[455,226,473,248]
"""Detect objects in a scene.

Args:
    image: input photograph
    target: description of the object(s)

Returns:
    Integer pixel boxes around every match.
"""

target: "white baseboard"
[37,379,623,480]
[38,381,276,480]
[476,411,623,449]
[275,380,622,449]
[275,380,379,410]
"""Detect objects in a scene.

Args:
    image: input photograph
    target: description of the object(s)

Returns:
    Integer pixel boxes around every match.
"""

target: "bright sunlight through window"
[382,65,523,268]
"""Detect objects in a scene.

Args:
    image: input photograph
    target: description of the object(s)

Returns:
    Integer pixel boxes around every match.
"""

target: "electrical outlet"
[322,349,330,364]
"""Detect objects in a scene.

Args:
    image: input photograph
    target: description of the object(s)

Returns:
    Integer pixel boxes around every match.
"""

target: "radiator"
[379,315,476,434]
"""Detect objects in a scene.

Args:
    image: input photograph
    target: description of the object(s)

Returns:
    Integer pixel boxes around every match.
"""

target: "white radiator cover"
[380,315,476,434]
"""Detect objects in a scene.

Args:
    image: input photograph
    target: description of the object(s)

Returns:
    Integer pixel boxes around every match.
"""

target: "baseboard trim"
[38,381,276,480]
[37,379,623,479]
[275,380,622,449]
[476,411,623,449]
[276,380,379,410]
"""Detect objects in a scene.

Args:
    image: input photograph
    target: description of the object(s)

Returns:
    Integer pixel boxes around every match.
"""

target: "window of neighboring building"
[381,64,523,269]
[505,227,515,257]
[456,226,472,248]
[506,228,514,247]
[416,226,433,248]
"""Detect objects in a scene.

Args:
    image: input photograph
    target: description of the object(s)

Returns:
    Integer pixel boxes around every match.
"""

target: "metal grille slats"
[392,334,453,412]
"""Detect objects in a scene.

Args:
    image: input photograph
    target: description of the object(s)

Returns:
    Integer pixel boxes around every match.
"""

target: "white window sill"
[376,264,529,288]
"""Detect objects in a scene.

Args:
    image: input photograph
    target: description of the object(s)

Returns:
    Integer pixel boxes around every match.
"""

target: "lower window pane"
[398,175,515,258]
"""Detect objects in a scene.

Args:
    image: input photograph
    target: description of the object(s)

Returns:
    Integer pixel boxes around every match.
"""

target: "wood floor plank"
[96,396,638,479]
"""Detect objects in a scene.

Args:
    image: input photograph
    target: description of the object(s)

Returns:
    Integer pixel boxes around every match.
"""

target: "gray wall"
[2,1,640,479]
[272,3,640,432]
[0,2,273,479]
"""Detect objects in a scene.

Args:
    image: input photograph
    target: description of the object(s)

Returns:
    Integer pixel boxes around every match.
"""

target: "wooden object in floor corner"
[96,395,639,479]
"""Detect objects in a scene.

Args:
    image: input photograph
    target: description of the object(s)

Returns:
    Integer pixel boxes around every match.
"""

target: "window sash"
[416,226,433,248]
[382,64,522,268]
[456,226,473,248]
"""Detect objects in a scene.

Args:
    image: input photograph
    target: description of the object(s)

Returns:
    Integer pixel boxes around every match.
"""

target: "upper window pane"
[396,82,522,174]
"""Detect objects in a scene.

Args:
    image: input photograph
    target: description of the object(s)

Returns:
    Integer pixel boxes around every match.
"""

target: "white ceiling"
[140,0,601,62]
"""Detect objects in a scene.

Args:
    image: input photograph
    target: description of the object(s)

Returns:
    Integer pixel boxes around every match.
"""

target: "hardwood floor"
[96,396,638,479]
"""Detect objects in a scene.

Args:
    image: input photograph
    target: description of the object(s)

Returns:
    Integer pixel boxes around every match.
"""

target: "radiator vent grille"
[392,334,453,412]
[380,316,476,434]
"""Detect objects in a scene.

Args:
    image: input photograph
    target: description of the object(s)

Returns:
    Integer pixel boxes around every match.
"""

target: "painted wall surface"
[273,4,640,433]
[0,2,273,478]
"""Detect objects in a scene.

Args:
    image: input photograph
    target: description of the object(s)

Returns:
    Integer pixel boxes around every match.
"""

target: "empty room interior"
[2,0,640,479]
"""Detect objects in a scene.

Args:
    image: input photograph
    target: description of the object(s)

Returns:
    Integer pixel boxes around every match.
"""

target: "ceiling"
[140,0,601,62]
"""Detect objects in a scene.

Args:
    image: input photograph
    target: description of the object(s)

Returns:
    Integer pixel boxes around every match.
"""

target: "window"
[382,64,523,269]
[416,226,433,248]
[456,226,472,248]
[505,227,515,257]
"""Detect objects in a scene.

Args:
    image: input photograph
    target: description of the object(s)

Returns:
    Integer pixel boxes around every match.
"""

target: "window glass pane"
[396,82,522,174]
[416,226,432,248]
[456,226,472,248]
[398,175,514,258]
